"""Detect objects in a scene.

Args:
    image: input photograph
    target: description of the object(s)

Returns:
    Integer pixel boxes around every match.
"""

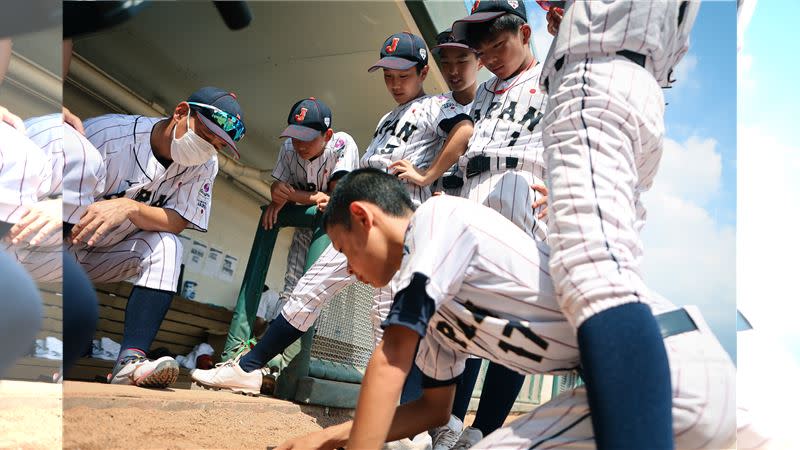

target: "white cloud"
[639,137,735,351]
[656,137,722,206]
[672,53,697,87]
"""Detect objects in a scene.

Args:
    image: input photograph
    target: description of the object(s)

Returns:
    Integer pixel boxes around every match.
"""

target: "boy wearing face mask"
[68,87,246,389]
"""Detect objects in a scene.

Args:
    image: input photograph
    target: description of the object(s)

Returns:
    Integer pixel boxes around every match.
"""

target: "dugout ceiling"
[65,1,449,173]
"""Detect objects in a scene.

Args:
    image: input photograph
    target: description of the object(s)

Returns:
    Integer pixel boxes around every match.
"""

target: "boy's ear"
[173,101,190,122]
[520,23,532,46]
[419,65,430,81]
[324,128,334,141]
[349,201,374,231]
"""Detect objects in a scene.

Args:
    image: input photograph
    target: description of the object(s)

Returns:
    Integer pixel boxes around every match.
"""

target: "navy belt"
[655,308,697,339]
[546,50,646,92]
[441,175,464,190]
[465,156,519,179]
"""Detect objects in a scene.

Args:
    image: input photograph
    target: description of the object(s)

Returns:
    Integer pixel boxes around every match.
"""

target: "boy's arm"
[277,325,454,449]
[391,120,473,186]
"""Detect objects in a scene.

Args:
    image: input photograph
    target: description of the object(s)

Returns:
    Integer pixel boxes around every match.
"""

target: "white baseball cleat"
[190,359,262,396]
[109,354,179,388]
[450,426,482,450]
[430,414,463,450]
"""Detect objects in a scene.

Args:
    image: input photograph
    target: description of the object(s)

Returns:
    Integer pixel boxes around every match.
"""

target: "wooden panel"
[92,330,192,356]
[37,282,62,295]
[42,305,62,321]
[95,282,233,323]
[4,357,60,382]
[96,292,229,332]
[40,290,62,307]
[40,318,62,335]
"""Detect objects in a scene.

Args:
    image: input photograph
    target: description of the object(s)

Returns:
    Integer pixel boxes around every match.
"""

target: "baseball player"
[277,168,735,450]
[191,32,472,401]
[388,28,535,450]
[534,1,703,447]
[66,86,246,388]
[261,97,360,319]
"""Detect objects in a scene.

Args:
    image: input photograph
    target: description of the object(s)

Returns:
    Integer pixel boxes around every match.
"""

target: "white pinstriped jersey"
[24,114,63,199]
[83,114,218,246]
[362,94,470,200]
[465,63,548,182]
[388,195,579,380]
[272,132,359,192]
[63,123,106,224]
[540,1,701,89]
[0,122,50,223]
[440,92,471,179]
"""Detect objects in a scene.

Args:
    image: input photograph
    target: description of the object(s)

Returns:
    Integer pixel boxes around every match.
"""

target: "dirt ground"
[62,381,354,449]
[0,380,63,450]
[2,380,526,449]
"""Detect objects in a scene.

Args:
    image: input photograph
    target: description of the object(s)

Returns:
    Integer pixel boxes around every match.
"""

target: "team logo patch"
[295,107,308,122]
[507,0,519,9]
[419,48,427,60]
[324,117,331,127]
[386,37,400,54]
[471,0,481,13]
[334,138,345,149]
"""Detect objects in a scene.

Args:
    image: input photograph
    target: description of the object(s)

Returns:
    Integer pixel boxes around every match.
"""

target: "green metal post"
[221,204,319,360]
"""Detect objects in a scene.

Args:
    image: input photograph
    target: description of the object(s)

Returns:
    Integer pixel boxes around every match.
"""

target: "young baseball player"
[66,86,246,388]
[392,28,533,450]
[260,97,359,319]
[277,168,735,450]
[191,32,472,403]
[535,1,703,447]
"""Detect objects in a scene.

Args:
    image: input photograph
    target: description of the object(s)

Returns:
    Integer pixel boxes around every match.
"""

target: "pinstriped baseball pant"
[475,55,735,448]
[68,230,182,292]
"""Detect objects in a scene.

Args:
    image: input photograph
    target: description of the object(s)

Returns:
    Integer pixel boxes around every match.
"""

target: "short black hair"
[415,62,426,74]
[328,170,349,185]
[323,168,415,231]
[465,13,527,49]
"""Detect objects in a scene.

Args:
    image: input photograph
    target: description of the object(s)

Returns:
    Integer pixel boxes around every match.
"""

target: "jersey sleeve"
[430,96,473,139]
[62,124,107,224]
[331,133,360,174]
[24,114,63,199]
[271,139,295,184]
[384,199,477,336]
[169,158,218,232]
[0,123,50,223]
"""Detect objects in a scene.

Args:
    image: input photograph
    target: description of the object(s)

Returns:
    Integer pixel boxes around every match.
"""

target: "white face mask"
[170,113,217,166]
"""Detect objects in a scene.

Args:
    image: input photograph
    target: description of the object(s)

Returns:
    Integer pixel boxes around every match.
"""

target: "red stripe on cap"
[229,92,237,99]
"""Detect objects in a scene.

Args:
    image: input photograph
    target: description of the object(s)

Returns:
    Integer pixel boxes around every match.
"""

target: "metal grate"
[310,282,375,369]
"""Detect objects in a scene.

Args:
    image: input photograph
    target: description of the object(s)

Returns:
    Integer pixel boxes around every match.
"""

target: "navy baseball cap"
[368,32,429,73]
[280,97,332,141]
[187,86,246,159]
[432,28,473,55]
[453,0,528,41]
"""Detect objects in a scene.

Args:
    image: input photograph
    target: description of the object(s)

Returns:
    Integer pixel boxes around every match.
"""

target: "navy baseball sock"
[451,357,483,421]
[472,362,525,435]
[238,314,304,373]
[62,252,98,371]
[118,286,174,359]
[577,302,673,450]
[400,362,424,404]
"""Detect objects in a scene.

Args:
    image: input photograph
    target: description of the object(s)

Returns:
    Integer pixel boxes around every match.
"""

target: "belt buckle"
[466,156,489,179]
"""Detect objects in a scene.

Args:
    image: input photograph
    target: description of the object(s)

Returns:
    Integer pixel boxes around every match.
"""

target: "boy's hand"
[6,199,62,246]
[0,105,25,132]
[63,107,85,135]
[531,184,548,219]
[546,7,563,35]
[271,181,295,204]
[275,427,344,450]
[71,197,138,246]
[311,192,330,213]
[389,160,427,186]
[261,202,285,230]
